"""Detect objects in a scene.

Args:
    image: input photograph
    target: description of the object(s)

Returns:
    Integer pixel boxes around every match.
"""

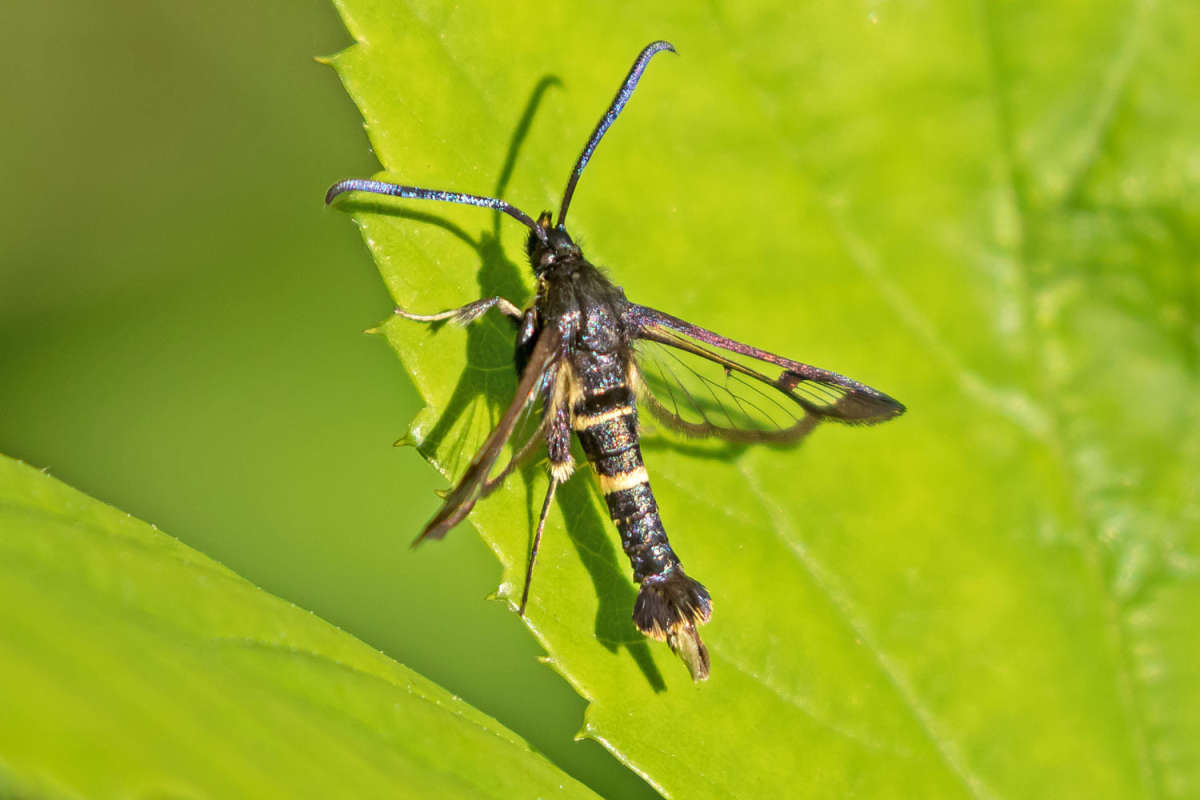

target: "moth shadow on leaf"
[518,458,667,692]
[339,74,668,689]
[342,75,560,463]
[638,414,820,462]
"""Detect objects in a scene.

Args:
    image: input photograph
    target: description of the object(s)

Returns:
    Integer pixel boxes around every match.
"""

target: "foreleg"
[395,296,522,325]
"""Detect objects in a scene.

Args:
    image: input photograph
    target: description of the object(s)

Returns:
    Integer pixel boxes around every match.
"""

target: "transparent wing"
[416,325,562,543]
[627,304,904,443]
[634,337,816,443]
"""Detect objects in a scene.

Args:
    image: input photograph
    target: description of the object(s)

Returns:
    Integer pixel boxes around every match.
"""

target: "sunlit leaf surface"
[328,1,1199,796]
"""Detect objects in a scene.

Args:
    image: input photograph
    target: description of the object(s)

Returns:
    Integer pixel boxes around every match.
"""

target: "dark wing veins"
[624,303,904,444]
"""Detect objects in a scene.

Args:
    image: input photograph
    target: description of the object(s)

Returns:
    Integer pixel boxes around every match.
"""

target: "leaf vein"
[738,461,999,800]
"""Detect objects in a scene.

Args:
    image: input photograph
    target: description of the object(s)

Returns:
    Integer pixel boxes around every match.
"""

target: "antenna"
[557,40,676,228]
[325,178,548,245]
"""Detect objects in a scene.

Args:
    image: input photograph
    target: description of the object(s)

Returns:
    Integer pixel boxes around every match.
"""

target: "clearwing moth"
[327,41,905,681]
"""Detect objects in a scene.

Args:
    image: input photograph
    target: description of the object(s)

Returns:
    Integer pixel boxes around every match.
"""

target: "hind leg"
[519,475,560,616]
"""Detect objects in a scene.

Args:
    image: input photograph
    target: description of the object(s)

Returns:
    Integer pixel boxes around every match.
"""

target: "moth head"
[527,211,581,275]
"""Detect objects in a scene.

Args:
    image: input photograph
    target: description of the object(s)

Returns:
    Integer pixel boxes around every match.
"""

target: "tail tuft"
[633,569,713,681]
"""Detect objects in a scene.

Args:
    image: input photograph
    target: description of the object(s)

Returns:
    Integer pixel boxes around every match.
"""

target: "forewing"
[416,325,562,543]
[627,304,904,443]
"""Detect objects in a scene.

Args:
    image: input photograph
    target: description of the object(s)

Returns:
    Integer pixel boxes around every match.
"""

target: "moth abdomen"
[604,480,677,583]
[604,473,714,680]
[634,568,713,681]
[634,569,712,630]
[572,374,713,680]
[574,408,639,459]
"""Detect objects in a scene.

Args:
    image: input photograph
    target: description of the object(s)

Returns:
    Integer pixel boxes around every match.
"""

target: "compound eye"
[539,252,556,268]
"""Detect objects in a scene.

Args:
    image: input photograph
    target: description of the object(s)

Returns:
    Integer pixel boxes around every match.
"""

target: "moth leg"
[519,475,560,616]
[546,394,575,484]
[395,296,522,325]
[517,365,575,615]
[514,308,540,378]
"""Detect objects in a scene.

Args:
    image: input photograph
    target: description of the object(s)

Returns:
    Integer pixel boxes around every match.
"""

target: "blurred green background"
[1,0,650,796]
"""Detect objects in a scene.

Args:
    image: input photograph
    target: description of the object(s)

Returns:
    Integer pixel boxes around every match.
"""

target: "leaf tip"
[486,582,515,605]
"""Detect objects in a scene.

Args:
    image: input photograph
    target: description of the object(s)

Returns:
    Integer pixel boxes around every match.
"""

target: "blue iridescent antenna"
[325,178,549,245]
[325,41,676,242]
[556,40,676,228]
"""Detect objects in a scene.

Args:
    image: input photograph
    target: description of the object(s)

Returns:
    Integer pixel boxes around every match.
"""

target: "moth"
[327,41,905,681]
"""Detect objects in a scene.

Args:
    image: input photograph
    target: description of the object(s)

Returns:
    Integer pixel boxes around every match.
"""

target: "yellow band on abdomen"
[597,466,649,494]
[572,406,634,431]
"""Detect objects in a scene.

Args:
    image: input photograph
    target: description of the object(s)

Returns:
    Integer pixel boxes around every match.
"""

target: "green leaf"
[327,2,1199,798]
[0,454,597,799]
